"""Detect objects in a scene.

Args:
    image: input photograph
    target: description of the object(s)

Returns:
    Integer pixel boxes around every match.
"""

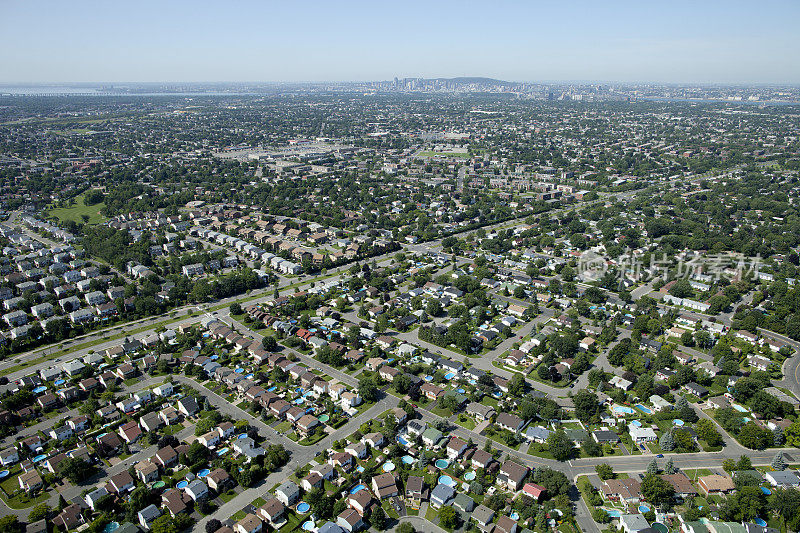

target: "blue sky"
[1,0,798,84]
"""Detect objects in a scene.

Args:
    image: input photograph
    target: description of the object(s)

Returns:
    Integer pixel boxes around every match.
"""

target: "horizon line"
[2,80,800,87]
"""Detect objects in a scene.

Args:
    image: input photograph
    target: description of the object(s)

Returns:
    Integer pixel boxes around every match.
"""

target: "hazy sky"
[2,0,798,84]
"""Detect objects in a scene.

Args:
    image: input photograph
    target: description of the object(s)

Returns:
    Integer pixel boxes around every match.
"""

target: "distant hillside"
[440,77,518,86]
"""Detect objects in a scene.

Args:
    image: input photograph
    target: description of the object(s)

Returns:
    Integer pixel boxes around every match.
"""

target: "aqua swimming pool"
[350,484,366,494]
[634,404,652,414]
[435,459,449,469]
[438,475,455,487]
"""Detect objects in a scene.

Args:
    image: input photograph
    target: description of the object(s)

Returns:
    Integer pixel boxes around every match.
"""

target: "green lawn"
[219,490,237,503]
[455,415,477,430]
[417,151,469,158]
[47,193,106,225]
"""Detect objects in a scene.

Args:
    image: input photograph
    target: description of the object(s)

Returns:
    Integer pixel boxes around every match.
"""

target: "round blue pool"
[301,521,314,531]
[510,512,520,520]
[176,480,188,489]
[383,461,395,472]
[401,455,414,465]
[54,379,65,386]
[438,475,455,487]
[435,459,449,469]
[235,368,244,373]
[32,386,47,394]
[464,471,476,481]
[673,419,685,426]
[754,518,767,527]
[423,375,433,381]
[197,468,210,478]
[350,484,366,495]
[456,388,465,394]
[238,433,248,439]
[297,502,310,513]
[638,504,650,513]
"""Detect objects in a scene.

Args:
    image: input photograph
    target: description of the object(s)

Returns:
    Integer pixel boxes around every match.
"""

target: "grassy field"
[47,193,106,225]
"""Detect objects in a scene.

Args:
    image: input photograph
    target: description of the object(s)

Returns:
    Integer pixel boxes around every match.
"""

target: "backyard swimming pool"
[401,455,414,465]
[444,372,455,380]
[197,469,210,478]
[464,471,476,481]
[613,405,636,415]
[296,502,310,513]
[638,505,650,513]
[630,420,642,427]
[0,470,8,479]
[350,484,366,494]
[216,447,229,456]
[435,459,449,469]
[634,404,652,414]
[603,508,622,518]
[32,454,47,463]
[103,522,119,533]
[383,461,395,472]
[176,480,188,489]
[301,521,314,531]
[732,404,748,413]
[438,475,455,487]
[673,419,685,426]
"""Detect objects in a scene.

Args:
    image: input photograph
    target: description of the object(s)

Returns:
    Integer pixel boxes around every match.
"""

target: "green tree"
[358,377,378,403]
[659,430,675,451]
[739,422,772,449]
[398,523,416,533]
[28,504,50,522]
[0,516,22,533]
[547,430,577,461]
[573,389,599,422]
[595,463,615,480]
[772,452,787,471]
[370,505,387,530]
[151,515,178,533]
[695,419,723,447]
[438,506,459,529]
[508,372,525,396]
[641,474,675,508]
